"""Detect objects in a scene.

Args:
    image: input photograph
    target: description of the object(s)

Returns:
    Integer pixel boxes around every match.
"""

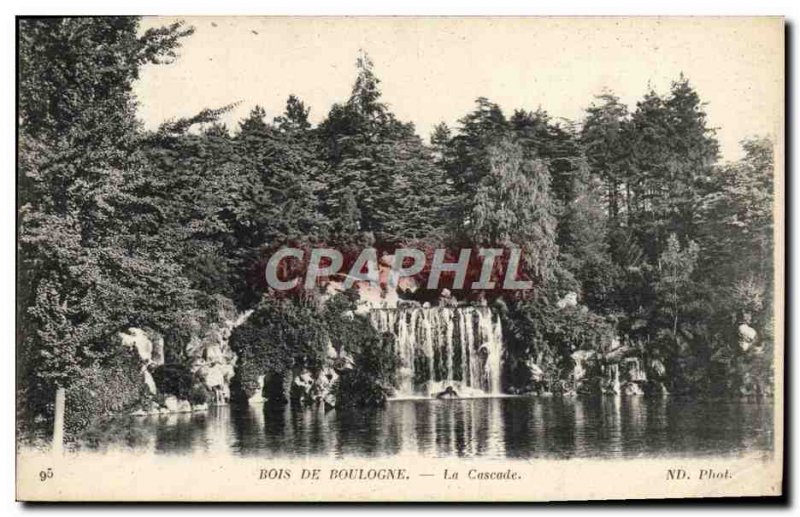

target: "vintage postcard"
[16,16,784,502]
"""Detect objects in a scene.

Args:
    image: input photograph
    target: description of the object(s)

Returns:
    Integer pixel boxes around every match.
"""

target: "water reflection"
[85,397,774,459]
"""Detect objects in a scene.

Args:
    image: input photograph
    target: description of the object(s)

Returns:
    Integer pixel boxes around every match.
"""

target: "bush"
[499,295,614,393]
[64,350,150,439]
[228,293,399,407]
[151,363,194,400]
[189,383,210,405]
[332,311,399,407]
[229,297,328,399]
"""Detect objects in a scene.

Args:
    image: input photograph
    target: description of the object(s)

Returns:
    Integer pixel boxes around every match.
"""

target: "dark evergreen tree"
[580,93,631,223]
[318,51,450,240]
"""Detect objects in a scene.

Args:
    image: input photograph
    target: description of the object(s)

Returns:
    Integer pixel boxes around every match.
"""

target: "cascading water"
[370,306,504,398]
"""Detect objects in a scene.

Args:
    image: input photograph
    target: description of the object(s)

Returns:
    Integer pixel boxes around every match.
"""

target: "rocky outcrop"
[738,323,757,352]
[556,291,579,309]
[281,365,341,409]
[119,327,163,397]
[119,328,158,364]
[185,308,252,406]
[122,299,252,416]
[312,367,338,407]
[568,341,656,396]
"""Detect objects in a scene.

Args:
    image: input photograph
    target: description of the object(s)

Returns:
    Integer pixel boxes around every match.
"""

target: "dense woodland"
[18,18,775,434]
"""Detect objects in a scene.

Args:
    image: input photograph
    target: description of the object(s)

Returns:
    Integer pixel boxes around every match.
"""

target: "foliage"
[17,17,777,440]
[63,349,151,438]
[334,335,397,407]
[499,297,614,391]
[151,364,195,401]
[468,137,559,284]
[318,51,452,240]
[228,297,328,397]
[189,384,211,405]
[324,295,399,406]
[18,17,196,424]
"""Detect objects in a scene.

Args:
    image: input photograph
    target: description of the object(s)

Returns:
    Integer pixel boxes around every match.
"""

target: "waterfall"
[370,307,504,397]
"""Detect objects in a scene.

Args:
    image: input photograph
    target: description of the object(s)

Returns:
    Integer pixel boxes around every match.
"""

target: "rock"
[649,358,666,379]
[219,384,231,404]
[621,357,647,383]
[205,364,226,390]
[571,350,595,381]
[205,343,225,363]
[221,364,235,382]
[312,367,338,404]
[738,323,757,352]
[182,302,251,408]
[604,342,631,362]
[151,335,165,366]
[621,382,644,395]
[556,291,579,309]
[185,335,206,361]
[131,409,148,417]
[119,328,154,363]
[164,395,180,412]
[177,399,192,413]
[322,394,336,410]
[192,403,208,412]
[143,368,157,395]
[248,375,266,404]
[601,364,621,394]
[326,341,338,361]
[525,359,544,382]
[435,386,459,399]
[291,369,314,404]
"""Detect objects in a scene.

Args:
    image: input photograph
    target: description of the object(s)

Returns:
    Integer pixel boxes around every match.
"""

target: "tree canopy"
[18,17,777,426]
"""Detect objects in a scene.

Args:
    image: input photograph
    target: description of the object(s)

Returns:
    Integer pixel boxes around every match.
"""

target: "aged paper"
[16,16,784,502]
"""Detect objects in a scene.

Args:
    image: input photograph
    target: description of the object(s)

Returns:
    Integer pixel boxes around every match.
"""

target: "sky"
[135,16,783,162]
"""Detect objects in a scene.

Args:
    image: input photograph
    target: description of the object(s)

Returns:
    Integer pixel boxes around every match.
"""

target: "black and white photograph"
[14,15,784,502]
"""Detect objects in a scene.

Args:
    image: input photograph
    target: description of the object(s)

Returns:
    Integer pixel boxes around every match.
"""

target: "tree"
[699,138,774,294]
[655,234,699,340]
[580,93,631,222]
[445,98,509,228]
[511,108,582,207]
[557,157,614,309]
[236,103,327,244]
[274,94,311,133]
[318,51,450,240]
[18,17,195,420]
[626,78,719,260]
[469,137,559,284]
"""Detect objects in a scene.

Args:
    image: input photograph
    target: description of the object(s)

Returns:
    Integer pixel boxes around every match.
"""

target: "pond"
[80,396,774,459]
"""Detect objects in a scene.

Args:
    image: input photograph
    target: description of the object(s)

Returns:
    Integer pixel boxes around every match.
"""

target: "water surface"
[83,396,774,459]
